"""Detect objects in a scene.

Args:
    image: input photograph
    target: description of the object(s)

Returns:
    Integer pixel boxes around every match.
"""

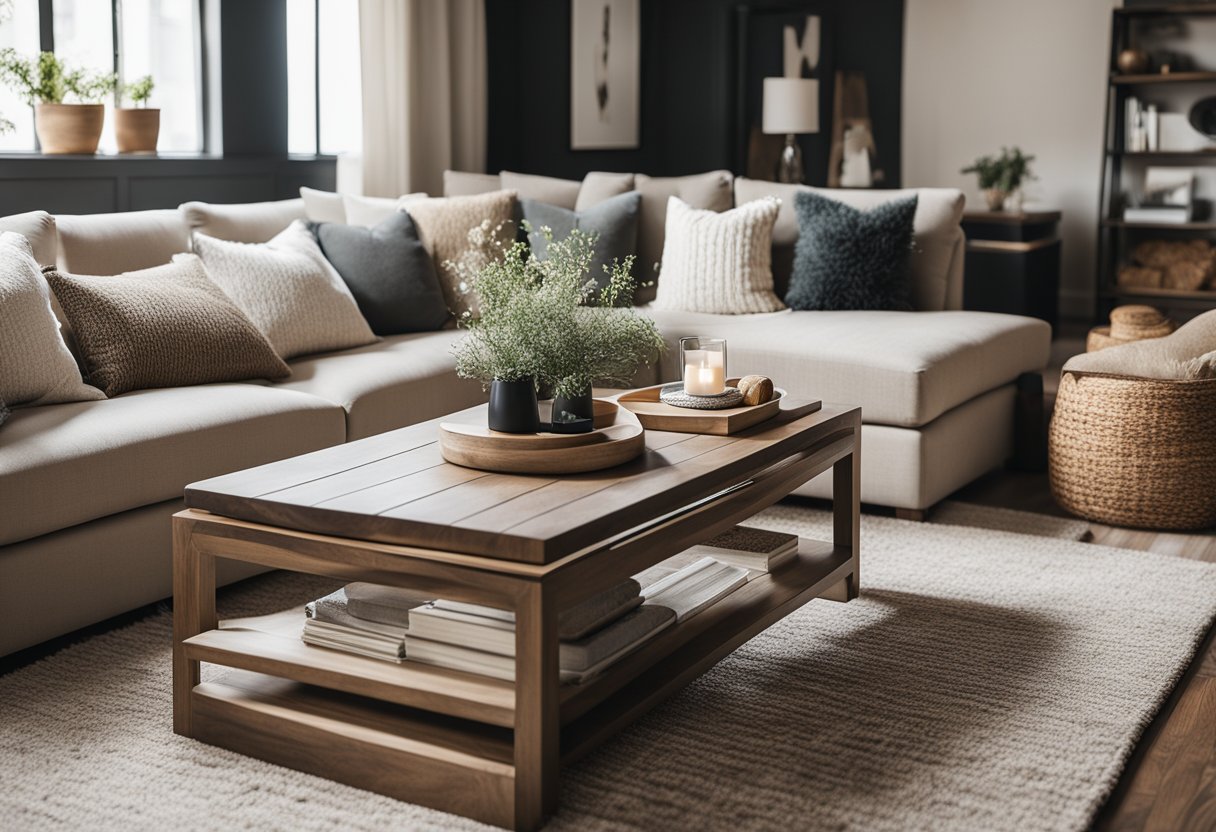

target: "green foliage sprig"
[961,146,1035,192]
[451,222,666,399]
[123,74,154,107]
[0,50,116,104]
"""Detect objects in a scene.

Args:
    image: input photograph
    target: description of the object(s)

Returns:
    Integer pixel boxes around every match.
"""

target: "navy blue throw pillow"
[785,191,918,311]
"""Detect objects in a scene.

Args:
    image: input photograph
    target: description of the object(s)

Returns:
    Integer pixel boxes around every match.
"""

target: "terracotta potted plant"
[115,75,158,154]
[961,146,1036,212]
[0,50,115,154]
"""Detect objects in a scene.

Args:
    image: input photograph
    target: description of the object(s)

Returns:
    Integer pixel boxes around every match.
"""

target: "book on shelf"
[1122,206,1193,224]
[300,587,418,663]
[406,557,747,682]
[431,577,642,641]
[406,604,675,683]
[639,557,749,622]
[1124,166,1197,224]
[684,525,799,572]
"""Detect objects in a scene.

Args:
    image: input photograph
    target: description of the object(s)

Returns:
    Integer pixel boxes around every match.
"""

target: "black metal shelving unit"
[1097,4,1216,319]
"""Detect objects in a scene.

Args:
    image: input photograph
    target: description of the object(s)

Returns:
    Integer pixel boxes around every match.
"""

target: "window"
[0,0,202,153]
[0,0,41,152]
[118,0,202,152]
[288,0,361,156]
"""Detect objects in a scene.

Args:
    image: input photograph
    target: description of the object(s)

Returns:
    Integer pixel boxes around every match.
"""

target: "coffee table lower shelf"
[183,539,853,829]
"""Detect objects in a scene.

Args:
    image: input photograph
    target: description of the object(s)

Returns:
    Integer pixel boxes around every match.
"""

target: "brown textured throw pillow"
[404,189,517,319]
[44,255,290,397]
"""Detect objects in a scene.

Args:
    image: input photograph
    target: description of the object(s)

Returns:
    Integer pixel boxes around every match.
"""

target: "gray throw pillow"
[522,191,641,298]
[311,212,449,334]
[785,191,918,311]
[0,396,8,428]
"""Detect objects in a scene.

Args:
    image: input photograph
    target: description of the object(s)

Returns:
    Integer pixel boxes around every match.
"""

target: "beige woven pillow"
[190,220,377,359]
[404,189,517,319]
[652,196,785,314]
[0,232,103,408]
[44,255,290,398]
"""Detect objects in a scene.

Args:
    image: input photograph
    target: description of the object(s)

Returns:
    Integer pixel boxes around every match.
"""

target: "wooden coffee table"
[172,395,861,830]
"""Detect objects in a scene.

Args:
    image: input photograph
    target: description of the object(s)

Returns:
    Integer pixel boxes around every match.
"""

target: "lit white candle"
[683,349,725,396]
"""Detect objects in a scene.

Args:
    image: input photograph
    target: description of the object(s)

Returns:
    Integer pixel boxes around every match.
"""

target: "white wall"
[902,0,1120,319]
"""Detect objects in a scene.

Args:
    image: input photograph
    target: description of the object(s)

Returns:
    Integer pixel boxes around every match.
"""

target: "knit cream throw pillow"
[652,196,785,314]
[0,231,104,408]
[190,220,377,359]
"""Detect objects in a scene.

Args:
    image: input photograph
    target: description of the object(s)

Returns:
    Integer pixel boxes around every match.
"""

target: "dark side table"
[961,210,1061,331]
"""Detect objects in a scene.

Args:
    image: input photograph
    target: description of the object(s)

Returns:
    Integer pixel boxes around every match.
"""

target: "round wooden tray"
[438,399,645,475]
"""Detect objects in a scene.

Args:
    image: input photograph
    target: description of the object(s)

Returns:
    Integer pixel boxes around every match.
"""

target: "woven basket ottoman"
[1049,372,1216,530]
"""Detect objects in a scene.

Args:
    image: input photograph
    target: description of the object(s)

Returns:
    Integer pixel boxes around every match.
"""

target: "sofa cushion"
[0,210,58,267]
[577,172,635,211]
[179,198,306,244]
[646,308,1051,428]
[275,331,488,440]
[443,170,502,197]
[501,171,582,210]
[652,197,784,314]
[56,209,191,274]
[734,178,965,311]
[0,233,103,408]
[635,170,734,303]
[301,187,347,223]
[189,221,377,359]
[45,255,290,397]
[343,192,428,228]
[0,384,345,546]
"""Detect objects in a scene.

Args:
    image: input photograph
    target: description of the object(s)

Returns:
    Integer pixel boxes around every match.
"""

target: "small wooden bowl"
[439,399,645,474]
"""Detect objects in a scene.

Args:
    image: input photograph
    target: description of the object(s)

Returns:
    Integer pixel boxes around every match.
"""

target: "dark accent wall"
[486,0,904,186]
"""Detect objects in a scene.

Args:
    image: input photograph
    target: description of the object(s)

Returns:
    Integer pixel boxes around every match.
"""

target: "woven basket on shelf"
[1049,371,1216,530]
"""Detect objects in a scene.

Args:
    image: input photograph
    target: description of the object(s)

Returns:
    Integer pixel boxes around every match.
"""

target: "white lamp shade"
[762,77,820,135]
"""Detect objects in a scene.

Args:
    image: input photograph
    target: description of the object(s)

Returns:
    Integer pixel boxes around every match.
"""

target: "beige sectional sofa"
[0,172,1050,657]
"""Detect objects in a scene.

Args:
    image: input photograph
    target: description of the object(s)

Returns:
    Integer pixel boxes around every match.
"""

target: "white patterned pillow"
[188,220,377,359]
[0,232,104,408]
[652,196,785,314]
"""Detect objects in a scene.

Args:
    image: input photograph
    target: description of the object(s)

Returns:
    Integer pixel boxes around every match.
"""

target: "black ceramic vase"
[488,377,539,433]
[552,388,595,433]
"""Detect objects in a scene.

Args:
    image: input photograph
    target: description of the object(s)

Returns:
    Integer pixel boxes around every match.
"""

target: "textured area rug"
[1,505,1213,832]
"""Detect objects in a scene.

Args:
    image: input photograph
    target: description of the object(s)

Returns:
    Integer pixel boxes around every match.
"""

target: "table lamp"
[762,77,819,184]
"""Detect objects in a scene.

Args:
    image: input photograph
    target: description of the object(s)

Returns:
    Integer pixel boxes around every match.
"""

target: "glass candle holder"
[680,336,727,396]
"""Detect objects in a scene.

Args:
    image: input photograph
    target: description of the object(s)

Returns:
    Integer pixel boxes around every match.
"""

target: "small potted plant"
[115,74,158,154]
[961,146,1035,211]
[0,50,116,154]
[452,222,665,433]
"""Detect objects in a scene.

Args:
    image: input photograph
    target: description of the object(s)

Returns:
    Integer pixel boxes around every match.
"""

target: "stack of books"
[302,582,433,663]
[300,524,799,682]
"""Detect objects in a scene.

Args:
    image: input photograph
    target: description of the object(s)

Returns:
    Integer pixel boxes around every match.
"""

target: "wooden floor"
[948,324,1216,832]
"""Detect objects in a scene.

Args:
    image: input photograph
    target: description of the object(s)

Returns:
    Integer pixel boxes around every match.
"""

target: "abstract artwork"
[571,0,640,150]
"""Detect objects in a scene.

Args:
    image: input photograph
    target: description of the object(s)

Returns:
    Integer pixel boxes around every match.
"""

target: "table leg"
[831,428,861,601]
[513,581,560,831]
[173,514,216,736]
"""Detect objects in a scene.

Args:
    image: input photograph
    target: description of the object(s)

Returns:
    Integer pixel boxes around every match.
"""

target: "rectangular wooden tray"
[616,379,822,435]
